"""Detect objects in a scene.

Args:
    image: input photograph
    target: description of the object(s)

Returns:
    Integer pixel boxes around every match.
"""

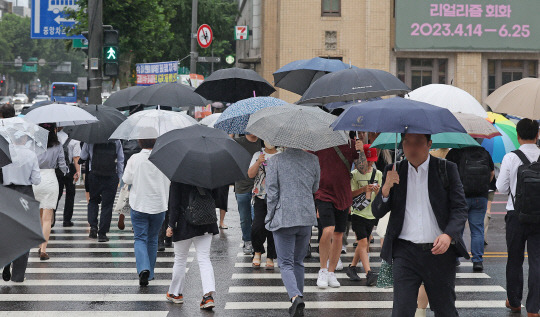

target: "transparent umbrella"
[0,117,49,166]
[109,109,197,140]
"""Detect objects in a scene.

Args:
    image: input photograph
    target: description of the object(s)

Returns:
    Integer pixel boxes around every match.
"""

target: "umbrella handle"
[253,90,256,97]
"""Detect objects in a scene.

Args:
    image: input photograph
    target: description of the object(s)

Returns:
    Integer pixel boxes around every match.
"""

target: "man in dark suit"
[372,133,469,317]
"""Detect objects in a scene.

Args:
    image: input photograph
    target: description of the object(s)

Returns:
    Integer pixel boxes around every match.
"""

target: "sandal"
[219,225,228,229]
[40,252,49,261]
[252,254,261,268]
[265,259,275,270]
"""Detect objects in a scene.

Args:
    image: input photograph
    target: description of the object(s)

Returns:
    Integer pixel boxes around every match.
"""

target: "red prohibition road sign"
[197,24,213,48]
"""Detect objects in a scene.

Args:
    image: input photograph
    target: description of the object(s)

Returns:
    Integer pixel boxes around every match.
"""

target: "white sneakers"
[328,272,341,288]
[317,269,329,288]
[327,258,343,271]
[317,269,341,289]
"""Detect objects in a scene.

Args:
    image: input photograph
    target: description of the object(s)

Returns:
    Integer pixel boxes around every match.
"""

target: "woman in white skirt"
[33,123,68,260]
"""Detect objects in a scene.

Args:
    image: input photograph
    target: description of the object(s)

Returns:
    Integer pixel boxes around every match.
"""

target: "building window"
[322,0,340,16]
[397,58,448,90]
[488,60,538,95]
[325,31,337,50]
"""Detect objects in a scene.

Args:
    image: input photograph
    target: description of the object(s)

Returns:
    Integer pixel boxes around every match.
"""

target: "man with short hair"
[373,133,469,317]
[497,118,540,316]
[0,104,15,118]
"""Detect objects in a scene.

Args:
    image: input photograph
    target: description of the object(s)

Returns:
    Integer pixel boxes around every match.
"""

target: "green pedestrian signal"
[104,46,118,61]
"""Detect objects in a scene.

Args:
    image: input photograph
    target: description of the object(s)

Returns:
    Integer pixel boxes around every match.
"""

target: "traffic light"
[103,29,119,77]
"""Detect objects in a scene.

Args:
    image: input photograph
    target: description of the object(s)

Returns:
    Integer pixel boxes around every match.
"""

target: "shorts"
[212,184,230,211]
[316,199,348,233]
[351,214,377,241]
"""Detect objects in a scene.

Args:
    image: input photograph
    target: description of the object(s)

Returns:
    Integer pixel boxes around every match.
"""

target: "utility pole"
[189,0,198,74]
[88,0,103,104]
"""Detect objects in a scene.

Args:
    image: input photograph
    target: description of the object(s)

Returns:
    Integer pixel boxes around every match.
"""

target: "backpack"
[91,142,118,176]
[185,186,217,226]
[62,137,72,172]
[458,147,491,197]
[511,150,540,224]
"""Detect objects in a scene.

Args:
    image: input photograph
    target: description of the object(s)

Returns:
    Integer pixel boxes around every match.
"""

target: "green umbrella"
[371,132,480,150]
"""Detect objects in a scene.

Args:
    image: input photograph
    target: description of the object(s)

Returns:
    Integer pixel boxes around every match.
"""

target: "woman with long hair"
[33,123,68,260]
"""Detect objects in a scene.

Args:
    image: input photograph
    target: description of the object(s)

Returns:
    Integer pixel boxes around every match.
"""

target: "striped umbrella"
[481,112,519,163]
[214,97,286,134]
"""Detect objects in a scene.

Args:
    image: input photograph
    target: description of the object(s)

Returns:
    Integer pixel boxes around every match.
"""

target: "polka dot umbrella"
[481,112,520,163]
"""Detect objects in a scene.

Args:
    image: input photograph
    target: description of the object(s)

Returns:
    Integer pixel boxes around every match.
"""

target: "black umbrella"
[149,125,251,189]
[298,68,411,105]
[194,67,276,103]
[103,86,146,110]
[129,82,209,108]
[63,104,126,143]
[0,136,11,168]
[20,100,54,115]
[0,186,44,267]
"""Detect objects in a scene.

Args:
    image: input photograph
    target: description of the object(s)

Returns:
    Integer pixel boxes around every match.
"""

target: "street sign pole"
[88,0,103,105]
[189,0,198,74]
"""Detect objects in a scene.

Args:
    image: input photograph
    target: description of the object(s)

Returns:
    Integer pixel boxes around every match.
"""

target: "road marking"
[234,262,474,267]
[27,257,181,263]
[224,300,510,309]
[227,285,505,293]
[25,267,178,274]
[231,272,491,279]
[32,248,191,252]
[0,312,169,317]
[0,294,169,302]
[4,279,182,286]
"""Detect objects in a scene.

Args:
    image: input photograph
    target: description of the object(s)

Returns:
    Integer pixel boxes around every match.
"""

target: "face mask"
[264,141,275,149]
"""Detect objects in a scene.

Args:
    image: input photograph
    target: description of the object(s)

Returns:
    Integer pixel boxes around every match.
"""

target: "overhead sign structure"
[197,24,213,48]
[395,0,540,51]
[31,0,84,39]
[136,61,179,86]
[235,26,249,40]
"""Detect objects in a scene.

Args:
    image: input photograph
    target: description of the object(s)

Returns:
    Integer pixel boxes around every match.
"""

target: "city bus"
[50,82,78,104]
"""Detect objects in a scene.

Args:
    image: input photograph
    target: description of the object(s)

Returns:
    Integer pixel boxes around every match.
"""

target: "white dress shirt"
[57,130,81,163]
[398,155,443,243]
[122,149,170,214]
[496,143,540,211]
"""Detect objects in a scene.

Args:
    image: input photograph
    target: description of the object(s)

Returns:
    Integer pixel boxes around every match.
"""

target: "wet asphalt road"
[0,188,531,317]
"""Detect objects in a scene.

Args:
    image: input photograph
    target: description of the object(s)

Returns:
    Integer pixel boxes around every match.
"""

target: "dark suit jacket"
[372,155,470,263]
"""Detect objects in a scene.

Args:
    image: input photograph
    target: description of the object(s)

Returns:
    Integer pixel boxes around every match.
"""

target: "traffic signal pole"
[189,0,198,74]
[88,0,103,105]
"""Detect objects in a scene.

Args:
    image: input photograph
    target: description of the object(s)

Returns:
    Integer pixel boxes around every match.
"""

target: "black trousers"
[505,210,540,313]
[55,166,76,223]
[251,197,277,259]
[392,239,458,317]
[87,173,118,236]
[158,209,171,243]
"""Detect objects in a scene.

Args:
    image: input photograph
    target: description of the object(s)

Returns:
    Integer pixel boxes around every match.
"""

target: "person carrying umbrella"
[33,123,69,261]
[1,131,41,282]
[247,140,282,269]
[80,140,124,242]
[121,130,170,287]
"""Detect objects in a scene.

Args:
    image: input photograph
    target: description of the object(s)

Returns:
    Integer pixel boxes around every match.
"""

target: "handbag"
[114,184,131,215]
[351,168,377,211]
[376,259,394,288]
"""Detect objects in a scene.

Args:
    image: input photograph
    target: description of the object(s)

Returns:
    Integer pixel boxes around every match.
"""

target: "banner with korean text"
[136,61,178,86]
[395,1,540,51]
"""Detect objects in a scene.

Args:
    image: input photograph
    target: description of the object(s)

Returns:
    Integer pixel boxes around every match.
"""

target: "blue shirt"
[80,141,124,180]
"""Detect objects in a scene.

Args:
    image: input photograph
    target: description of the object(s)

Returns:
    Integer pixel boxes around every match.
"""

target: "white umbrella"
[109,109,197,140]
[199,113,221,128]
[23,103,98,127]
[406,84,488,118]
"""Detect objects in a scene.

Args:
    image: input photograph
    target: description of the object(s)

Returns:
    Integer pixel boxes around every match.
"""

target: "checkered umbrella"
[246,103,349,151]
[213,97,286,134]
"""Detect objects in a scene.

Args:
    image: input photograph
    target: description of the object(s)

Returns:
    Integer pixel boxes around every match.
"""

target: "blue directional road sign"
[31,0,84,39]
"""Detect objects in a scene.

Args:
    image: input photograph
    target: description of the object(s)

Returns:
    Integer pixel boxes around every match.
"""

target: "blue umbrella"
[273,57,358,95]
[213,97,287,134]
[331,97,466,134]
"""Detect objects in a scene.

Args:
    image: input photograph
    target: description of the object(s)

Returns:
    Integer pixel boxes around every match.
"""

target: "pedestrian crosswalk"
[224,228,511,316]
[1,189,515,316]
